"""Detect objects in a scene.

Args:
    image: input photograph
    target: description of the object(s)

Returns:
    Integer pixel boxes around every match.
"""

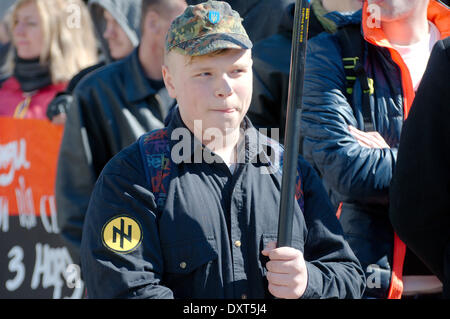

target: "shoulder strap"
[140,129,306,216]
[138,128,172,215]
[337,24,375,132]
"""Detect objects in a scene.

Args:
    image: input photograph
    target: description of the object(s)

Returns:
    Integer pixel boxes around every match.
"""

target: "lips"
[218,109,236,113]
[212,107,237,113]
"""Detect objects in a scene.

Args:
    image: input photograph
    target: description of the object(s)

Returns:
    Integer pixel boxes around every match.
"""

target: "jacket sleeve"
[55,90,98,262]
[80,143,174,299]
[300,34,397,205]
[298,156,366,299]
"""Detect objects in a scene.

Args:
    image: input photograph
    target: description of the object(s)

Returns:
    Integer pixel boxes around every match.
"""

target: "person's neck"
[138,41,163,80]
[382,10,429,46]
[321,0,361,13]
[201,127,241,166]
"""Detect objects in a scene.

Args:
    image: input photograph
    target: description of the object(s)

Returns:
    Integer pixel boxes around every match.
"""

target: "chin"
[205,120,240,135]
[17,52,40,60]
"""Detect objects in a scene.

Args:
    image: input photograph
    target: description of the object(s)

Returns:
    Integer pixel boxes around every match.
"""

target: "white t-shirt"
[391,22,441,91]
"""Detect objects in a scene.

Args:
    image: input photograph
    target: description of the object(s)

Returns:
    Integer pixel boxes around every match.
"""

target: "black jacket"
[389,37,450,298]
[55,48,175,263]
[80,108,365,299]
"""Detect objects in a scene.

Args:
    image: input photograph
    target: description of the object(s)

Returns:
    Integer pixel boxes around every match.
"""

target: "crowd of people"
[0,0,449,299]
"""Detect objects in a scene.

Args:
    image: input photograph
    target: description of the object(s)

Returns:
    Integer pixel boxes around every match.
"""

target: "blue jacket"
[300,2,450,298]
[301,10,400,209]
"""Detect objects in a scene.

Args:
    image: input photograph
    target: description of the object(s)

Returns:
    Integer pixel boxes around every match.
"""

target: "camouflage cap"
[165,0,252,56]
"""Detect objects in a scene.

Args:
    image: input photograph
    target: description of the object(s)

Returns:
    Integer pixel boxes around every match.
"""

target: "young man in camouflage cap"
[80,0,365,299]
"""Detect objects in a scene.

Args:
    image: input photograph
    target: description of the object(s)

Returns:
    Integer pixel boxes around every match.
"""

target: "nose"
[214,75,233,99]
[14,21,26,37]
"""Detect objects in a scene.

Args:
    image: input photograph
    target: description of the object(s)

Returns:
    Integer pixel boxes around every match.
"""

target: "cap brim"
[174,33,253,56]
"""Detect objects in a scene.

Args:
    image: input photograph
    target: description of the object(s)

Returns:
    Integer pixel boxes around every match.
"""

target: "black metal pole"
[277,0,311,248]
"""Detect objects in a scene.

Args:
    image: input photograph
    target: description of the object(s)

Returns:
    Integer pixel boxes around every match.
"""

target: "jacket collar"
[124,47,161,103]
[360,0,450,119]
[166,106,276,167]
[324,8,362,28]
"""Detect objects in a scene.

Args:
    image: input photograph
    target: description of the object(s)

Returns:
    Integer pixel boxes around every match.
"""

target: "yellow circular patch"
[102,216,143,254]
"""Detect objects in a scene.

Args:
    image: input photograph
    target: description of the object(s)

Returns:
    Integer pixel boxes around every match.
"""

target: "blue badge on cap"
[208,11,220,24]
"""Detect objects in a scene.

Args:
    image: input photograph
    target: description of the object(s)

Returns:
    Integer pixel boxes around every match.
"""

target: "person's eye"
[196,72,212,77]
[230,69,245,76]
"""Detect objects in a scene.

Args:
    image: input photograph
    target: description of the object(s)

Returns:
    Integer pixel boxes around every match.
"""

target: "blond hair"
[4,0,98,84]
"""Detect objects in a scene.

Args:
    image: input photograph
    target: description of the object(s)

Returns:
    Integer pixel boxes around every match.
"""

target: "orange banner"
[0,117,63,217]
[0,118,84,299]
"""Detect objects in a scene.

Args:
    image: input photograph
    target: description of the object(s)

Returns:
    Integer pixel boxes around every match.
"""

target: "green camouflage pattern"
[166,0,252,56]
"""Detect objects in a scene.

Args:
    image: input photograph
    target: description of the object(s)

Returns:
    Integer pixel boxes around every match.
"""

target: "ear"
[162,64,177,99]
[142,10,161,35]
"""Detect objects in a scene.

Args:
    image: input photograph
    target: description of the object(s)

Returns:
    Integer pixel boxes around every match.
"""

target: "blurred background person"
[55,0,187,266]
[89,0,141,63]
[46,0,142,124]
[0,0,16,80]
[186,0,295,43]
[299,0,449,298]
[0,0,98,121]
[248,0,364,144]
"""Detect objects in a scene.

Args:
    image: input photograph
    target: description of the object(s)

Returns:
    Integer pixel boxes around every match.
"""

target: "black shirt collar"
[166,106,279,167]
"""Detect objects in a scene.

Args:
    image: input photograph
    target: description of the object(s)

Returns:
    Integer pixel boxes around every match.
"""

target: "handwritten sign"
[0,118,83,299]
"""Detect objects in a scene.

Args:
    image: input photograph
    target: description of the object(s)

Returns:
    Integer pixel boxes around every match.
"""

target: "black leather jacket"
[55,48,175,263]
